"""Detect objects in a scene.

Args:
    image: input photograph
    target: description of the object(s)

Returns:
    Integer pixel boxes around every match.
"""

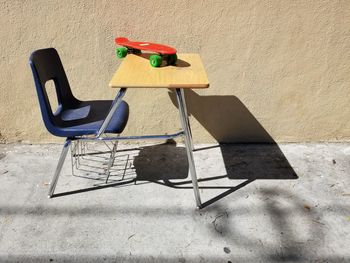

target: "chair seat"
[49,100,129,137]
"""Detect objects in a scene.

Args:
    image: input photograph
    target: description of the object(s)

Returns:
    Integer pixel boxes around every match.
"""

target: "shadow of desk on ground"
[133,90,297,208]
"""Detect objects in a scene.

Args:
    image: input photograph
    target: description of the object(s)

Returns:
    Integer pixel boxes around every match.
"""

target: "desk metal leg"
[179,89,194,151]
[96,88,127,138]
[176,88,202,208]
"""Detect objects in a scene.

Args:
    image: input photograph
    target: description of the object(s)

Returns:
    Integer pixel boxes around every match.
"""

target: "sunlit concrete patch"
[0,143,349,262]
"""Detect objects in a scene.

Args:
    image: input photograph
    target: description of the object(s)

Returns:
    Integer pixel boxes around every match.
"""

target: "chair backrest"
[29,48,79,134]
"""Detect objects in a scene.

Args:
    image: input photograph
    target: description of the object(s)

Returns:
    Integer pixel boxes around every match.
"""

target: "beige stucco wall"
[1,0,349,143]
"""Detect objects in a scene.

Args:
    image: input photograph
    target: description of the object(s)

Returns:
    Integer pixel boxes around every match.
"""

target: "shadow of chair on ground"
[133,90,297,208]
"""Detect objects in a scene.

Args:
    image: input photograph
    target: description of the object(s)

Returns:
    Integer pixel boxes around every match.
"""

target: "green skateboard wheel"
[116,47,128,58]
[167,54,177,65]
[150,55,162,67]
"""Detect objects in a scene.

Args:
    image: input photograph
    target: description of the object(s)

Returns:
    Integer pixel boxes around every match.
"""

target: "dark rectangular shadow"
[131,90,299,207]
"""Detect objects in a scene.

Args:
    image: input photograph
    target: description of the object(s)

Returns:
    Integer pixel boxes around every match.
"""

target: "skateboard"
[115,37,177,67]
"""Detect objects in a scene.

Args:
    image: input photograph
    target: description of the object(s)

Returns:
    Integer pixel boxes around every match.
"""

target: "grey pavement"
[0,142,349,262]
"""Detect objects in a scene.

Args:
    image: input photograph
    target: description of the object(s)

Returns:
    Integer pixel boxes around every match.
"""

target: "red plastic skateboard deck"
[115,37,177,67]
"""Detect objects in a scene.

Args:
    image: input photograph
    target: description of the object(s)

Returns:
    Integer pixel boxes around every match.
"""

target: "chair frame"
[48,87,202,208]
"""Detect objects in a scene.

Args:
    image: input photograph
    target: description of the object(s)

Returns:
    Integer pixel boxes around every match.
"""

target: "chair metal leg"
[70,140,79,176]
[48,139,72,198]
[179,89,194,151]
[105,141,118,183]
[70,141,75,176]
[175,88,202,208]
[110,140,118,168]
[76,140,81,168]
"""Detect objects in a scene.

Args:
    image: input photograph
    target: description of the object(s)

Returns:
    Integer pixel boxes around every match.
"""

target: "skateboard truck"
[115,37,177,67]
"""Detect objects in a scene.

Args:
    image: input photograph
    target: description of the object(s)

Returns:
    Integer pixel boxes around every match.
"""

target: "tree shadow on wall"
[133,90,298,208]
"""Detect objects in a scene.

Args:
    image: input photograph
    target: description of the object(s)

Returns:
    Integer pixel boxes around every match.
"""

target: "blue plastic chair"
[29,48,129,197]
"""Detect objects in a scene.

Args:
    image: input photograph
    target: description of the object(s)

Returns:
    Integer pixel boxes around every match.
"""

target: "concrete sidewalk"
[0,142,349,262]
